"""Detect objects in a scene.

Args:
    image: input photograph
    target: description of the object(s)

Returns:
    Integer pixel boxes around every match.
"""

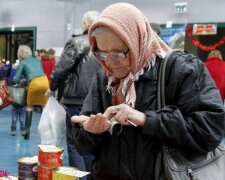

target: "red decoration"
[0,170,9,177]
[186,25,225,51]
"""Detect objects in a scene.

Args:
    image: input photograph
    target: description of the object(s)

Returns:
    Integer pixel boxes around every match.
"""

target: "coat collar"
[139,56,162,80]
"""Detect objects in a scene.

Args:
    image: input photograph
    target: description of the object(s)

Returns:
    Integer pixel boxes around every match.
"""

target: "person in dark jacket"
[46,11,100,178]
[71,3,225,180]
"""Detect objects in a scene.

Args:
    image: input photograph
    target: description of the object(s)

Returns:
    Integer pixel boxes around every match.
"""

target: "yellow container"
[52,166,90,180]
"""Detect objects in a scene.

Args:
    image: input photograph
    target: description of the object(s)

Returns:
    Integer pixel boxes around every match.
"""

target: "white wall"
[0,0,225,49]
[0,0,66,48]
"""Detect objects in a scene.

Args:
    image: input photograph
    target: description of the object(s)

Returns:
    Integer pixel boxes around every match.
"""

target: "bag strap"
[157,53,170,109]
[157,50,184,108]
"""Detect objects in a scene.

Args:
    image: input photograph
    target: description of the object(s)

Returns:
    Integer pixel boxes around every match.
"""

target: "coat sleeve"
[72,72,111,155]
[142,52,225,154]
[13,63,24,84]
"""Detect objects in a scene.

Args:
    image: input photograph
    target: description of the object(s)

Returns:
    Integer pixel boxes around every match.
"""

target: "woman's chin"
[112,72,129,79]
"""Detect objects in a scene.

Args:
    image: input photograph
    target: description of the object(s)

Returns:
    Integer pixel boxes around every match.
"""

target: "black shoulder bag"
[155,53,225,180]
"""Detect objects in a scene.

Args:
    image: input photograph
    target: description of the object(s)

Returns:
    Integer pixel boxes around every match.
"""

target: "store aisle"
[0,105,68,176]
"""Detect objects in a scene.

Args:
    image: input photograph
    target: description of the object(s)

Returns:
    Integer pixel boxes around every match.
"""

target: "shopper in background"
[0,59,4,69]
[0,60,12,85]
[34,49,41,60]
[13,45,49,140]
[150,22,161,36]
[9,59,19,81]
[41,48,56,83]
[34,48,52,112]
[204,49,225,102]
[10,59,26,136]
[39,49,47,58]
[71,3,225,179]
[46,11,101,178]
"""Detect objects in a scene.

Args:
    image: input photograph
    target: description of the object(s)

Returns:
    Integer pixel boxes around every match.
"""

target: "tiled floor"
[0,105,68,176]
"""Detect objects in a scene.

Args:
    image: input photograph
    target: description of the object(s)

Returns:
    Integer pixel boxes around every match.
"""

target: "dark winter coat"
[74,51,225,180]
[50,33,101,105]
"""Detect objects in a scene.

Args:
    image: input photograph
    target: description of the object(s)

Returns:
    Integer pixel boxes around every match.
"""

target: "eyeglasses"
[93,49,129,61]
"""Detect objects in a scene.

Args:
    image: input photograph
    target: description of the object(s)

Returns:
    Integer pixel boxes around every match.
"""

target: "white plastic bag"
[38,97,66,146]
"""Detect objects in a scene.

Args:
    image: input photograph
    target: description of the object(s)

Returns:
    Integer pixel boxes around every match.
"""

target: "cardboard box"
[52,166,90,180]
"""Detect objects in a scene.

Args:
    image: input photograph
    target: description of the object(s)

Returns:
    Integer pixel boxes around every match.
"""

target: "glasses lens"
[93,50,128,61]
[94,52,107,60]
[109,52,126,60]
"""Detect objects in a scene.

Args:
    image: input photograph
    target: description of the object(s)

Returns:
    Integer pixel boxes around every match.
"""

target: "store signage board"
[174,2,188,13]
[193,24,217,35]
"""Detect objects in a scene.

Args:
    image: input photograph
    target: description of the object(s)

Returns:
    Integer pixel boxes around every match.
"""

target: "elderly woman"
[71,3,224,180]
[13,45,49,140]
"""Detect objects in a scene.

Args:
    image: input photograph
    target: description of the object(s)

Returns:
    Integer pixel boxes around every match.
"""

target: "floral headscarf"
[89,3,171,107]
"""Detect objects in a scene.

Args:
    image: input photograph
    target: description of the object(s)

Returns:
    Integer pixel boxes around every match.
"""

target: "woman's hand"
[104,104,146,127]
[71,114,111,134]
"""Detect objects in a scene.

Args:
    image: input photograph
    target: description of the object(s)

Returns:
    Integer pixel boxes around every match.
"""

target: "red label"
[38,165,55,180]
[38,150,63,167]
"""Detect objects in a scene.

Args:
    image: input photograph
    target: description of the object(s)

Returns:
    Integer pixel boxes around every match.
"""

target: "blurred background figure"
[9,59,26,136]
[9,59,19,81]
[34,49,41,60]
[46,10,101,179]
[0,59,3,70]
[204,49,225,102]
[170,32,185,51]
[13,45,49,140]
[0,60,12,85]
[150,22,161,36]
[41,48,56,83]
[39,49,47,59]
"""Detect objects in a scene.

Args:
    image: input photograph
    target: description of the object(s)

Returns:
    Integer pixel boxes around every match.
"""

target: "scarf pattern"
[89,3,171,107]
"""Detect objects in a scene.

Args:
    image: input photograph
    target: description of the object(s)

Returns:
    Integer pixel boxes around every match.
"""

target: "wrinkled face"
[94,28,131,79]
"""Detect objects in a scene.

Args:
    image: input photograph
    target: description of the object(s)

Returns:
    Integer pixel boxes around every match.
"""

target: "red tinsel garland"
[186,25,225,51]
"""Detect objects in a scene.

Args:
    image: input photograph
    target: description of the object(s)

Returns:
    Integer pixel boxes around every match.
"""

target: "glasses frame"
[93,49,129,61]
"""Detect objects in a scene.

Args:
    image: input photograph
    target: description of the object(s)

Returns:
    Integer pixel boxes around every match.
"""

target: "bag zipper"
[187,169,195,180]
[187,152,224,180]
